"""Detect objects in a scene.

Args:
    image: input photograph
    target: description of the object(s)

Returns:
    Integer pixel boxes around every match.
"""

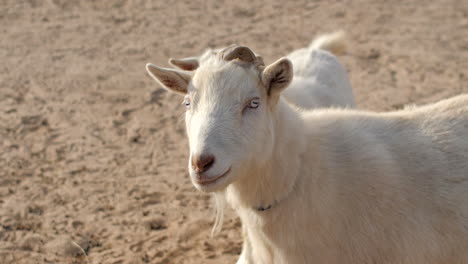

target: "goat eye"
[248,98,260,109]
[183,98,191,109]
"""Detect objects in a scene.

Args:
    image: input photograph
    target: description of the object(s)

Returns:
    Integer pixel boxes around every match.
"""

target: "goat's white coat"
[283,31,355,109]
[232,94,468,264]
[146,41,468,264]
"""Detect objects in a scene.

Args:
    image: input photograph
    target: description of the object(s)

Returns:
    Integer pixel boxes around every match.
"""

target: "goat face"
[146,46,292,192]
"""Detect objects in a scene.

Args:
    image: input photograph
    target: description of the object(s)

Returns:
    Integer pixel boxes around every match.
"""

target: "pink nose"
[191,154,215,173]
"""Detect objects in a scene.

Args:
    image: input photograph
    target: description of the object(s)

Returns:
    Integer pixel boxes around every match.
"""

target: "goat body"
[284,31,355,109]
[233,95,468,264]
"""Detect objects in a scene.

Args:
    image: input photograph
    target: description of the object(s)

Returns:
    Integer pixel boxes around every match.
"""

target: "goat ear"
[168,57,199,71]
[261,58,293,97]
[146,63,191,95]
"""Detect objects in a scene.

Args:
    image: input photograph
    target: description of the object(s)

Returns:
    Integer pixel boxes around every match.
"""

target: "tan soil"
[1,0,467,263]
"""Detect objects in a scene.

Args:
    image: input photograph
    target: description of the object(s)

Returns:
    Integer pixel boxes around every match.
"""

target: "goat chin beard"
[211,191,226,237]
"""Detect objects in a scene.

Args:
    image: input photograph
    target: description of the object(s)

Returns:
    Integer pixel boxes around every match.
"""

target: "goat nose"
[192,154,215,173]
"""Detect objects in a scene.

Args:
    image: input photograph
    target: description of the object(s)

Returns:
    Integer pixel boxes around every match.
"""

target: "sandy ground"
[1,0,467,263]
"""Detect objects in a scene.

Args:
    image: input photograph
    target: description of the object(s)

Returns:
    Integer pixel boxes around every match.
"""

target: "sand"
[1,0,467,263]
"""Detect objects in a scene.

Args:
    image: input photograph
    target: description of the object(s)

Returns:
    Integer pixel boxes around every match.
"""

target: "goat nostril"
[203,156,215,170]
[192,154,215,173]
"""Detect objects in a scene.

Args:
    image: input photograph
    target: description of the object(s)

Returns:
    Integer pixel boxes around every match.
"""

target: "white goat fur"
[146,44,468,263]
[283,31,355,109]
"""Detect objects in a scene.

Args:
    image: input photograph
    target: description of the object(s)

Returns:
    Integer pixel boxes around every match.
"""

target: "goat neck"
[226,99,306,211]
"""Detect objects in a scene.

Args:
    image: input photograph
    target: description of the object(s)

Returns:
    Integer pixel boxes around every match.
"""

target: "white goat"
[168,31,355,110]
[284,31,355,109]
[146,45,468,264]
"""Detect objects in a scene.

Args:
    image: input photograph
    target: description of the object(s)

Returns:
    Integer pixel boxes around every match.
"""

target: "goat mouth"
[196,167,231,185]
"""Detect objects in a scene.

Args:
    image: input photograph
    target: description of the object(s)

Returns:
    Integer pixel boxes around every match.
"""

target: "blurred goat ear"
[146,63,191,95]
[261,58,293,98]
[168,57,199,71]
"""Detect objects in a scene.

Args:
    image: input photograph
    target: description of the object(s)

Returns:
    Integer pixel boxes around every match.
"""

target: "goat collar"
[255,203,275,212]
